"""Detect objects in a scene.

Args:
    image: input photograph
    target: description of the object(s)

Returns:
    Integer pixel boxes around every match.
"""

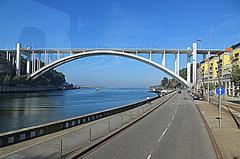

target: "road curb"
[190,97,223,159]
[69,92,177,159]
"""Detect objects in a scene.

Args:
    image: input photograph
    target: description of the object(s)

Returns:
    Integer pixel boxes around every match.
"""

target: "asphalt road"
[82,91,216,159]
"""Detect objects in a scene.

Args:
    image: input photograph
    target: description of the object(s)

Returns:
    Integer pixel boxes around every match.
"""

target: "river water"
[0,88,155,133]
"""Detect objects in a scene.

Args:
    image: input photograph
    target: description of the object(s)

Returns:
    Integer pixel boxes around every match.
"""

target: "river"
[0,88,156,133]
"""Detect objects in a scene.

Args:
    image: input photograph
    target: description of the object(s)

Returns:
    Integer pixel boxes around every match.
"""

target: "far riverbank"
[0,85,93,93]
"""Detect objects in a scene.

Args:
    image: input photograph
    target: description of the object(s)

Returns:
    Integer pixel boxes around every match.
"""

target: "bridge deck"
[0,48,223,55]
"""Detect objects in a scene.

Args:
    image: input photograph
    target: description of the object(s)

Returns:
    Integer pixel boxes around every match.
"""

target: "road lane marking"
[146,149,154,159]
[146,154,152,159]
[167,121,172,128]
[157,128,168,142]
[156,105,179,143]
[171,108,178,120]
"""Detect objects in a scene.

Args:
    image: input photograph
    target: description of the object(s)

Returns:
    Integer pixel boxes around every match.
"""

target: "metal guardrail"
[0,94,167,148]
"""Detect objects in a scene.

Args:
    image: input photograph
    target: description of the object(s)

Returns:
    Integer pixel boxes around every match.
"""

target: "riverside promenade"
[194,99,240,159]
[0,92,175,158]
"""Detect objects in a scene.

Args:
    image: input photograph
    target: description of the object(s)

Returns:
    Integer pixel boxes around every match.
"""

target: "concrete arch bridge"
[0,43,222,88]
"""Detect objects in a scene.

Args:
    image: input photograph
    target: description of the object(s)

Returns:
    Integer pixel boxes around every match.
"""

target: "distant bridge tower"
[192,43,197,85]
[16,43,21,75]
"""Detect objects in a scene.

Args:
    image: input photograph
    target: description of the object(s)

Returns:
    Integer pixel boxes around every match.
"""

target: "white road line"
[156,107,178,144]
[157,128,168,142]
[174,106,179,115]
[146,149,154,159]
[146,155,152,159]
[167,121,172,128]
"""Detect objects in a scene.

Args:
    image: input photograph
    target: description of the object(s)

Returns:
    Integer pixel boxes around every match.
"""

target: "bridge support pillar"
[192,43,197,86]
[6,51,9,61]
[8,53,11,62]
[37,53,41,70]
[174,54,177,74]
[187,55,191,84]
[177,51,180,75]
[57,50,60,60]
[26,56,31,74]
[16,43,21,75]
[50,53,53,63]
[149,51,152,61]
[162,51,166,66]
[31,51,36,73]
[44,50,47,66]
[12,56,15,66]
[37,58,40,70]
[174,52,180,75]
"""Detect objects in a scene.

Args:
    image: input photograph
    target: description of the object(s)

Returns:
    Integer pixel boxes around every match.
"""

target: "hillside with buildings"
[196,42,240,97]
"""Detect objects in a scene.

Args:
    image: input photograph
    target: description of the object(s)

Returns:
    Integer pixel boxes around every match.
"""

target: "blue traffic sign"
[216,87,225,96]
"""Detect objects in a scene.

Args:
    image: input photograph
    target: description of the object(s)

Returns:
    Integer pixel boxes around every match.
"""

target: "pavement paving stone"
[194,100,240,159]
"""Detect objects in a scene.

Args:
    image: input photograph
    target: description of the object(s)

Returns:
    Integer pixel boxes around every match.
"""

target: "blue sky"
[0,0,239,88]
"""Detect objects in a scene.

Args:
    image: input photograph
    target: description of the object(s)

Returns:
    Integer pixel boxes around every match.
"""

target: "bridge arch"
[29,50,191,87]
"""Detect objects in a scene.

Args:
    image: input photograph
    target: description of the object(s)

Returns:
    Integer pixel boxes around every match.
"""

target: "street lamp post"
[207,51,210,104]
[217,53,222,128]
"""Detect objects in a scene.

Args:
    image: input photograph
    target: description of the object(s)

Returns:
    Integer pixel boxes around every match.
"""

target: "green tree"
[10,75,28,86]
[2,75,11,85]
[31,69,66,86]
[161,77,169,88]
[231,65,240,95]
[179,68,187,80]
[0,56,66,86]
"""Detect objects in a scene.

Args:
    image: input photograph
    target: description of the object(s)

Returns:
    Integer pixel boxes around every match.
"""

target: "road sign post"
[216,87,224,128]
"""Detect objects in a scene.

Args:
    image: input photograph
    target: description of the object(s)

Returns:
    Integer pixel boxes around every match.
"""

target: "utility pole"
[217,53,222,128]
[207,51,210,104]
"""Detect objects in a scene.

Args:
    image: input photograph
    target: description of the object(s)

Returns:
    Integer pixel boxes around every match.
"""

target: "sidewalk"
[194,100,240,159]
